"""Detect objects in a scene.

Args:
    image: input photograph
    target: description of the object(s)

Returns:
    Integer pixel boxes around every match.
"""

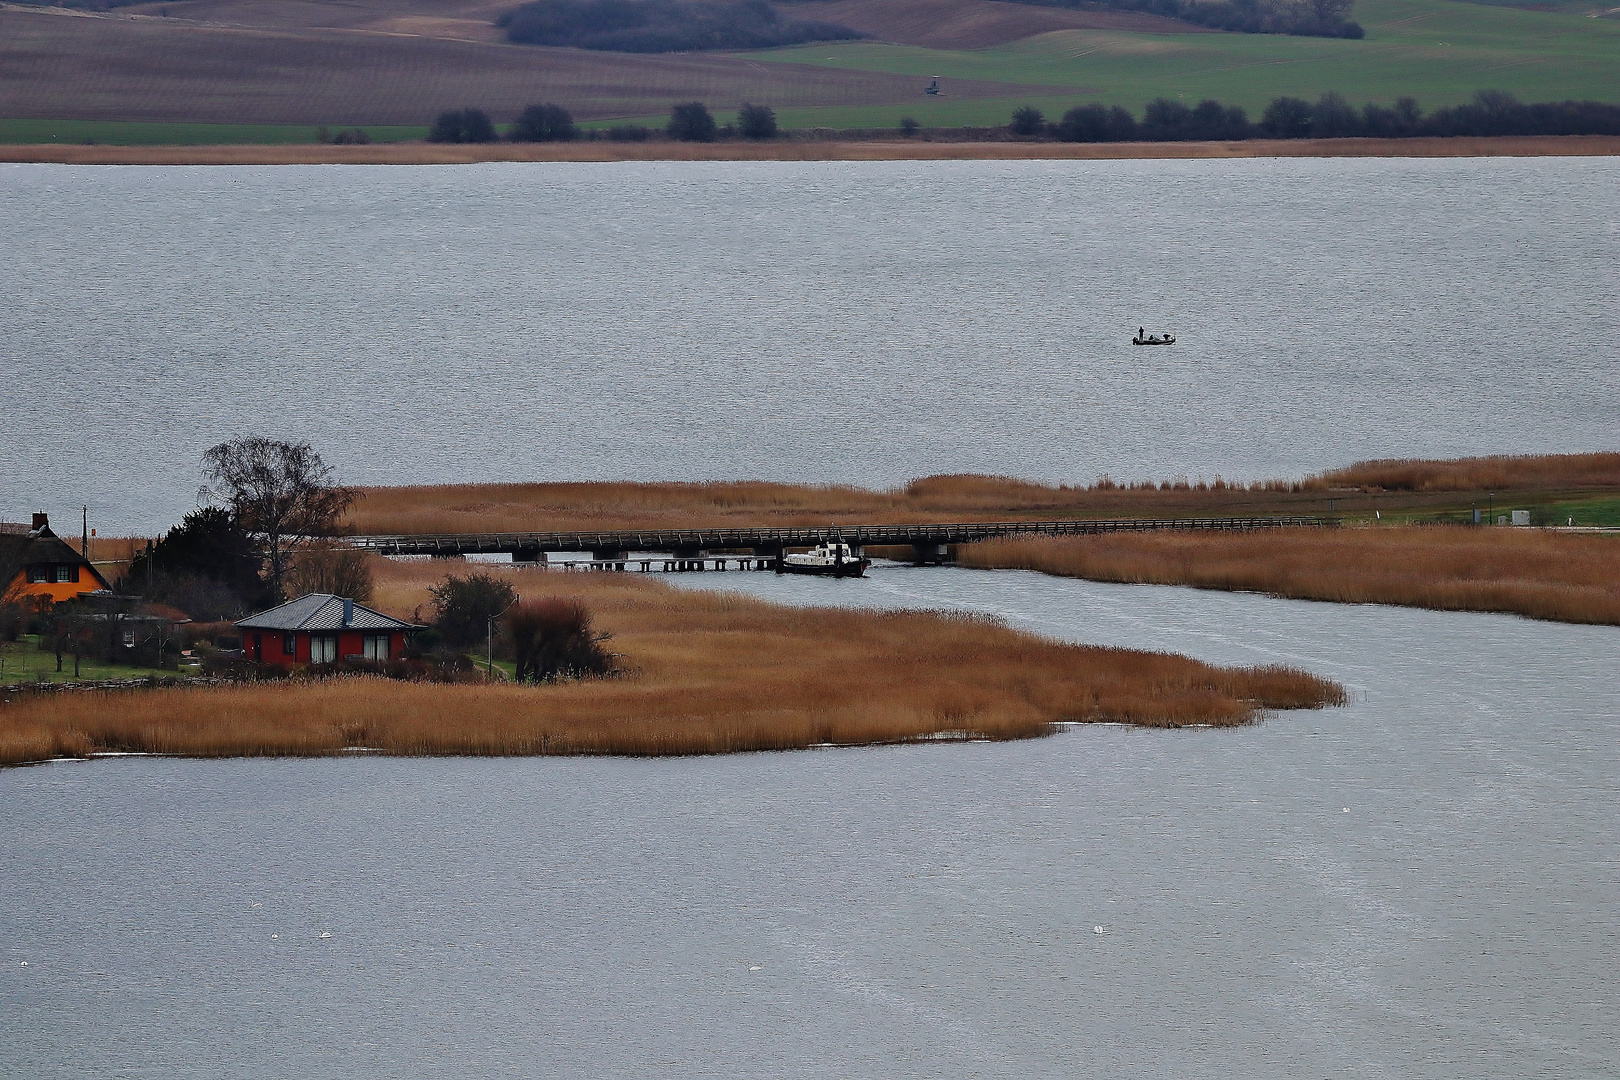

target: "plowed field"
[0,5,1054,125]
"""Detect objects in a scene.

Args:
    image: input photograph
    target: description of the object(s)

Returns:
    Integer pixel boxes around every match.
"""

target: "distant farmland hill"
[500,0,867,51]
[0,0,1615,137]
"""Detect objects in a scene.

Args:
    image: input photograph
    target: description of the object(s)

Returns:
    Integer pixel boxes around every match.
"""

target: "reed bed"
[1313,452,1620,493]
[344,453,1620,535]
[347,475,1318,534]
[961,527,1620,625]
[0,559,1343,765]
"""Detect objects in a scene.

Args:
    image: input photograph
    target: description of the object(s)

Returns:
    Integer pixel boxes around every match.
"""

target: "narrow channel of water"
[3,570,1615,1078]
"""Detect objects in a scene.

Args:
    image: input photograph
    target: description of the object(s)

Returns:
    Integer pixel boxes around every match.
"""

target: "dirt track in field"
[4,135,1616,163]
[0,5,1056,125]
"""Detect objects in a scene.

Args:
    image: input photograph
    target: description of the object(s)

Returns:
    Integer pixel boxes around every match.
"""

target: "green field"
[739,0,1620,128]
[0,119,428,146]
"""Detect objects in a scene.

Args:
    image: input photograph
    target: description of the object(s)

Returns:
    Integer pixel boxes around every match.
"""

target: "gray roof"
[236,593,418,632]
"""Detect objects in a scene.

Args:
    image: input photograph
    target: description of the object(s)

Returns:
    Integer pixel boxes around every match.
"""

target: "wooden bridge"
[347,516,1331,567]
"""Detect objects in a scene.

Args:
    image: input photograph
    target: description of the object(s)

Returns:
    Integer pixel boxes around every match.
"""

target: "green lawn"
[1369,491,1620,527]
[0,636,189,685]
[1540,496,1620,527]
[738,0,1620,127]
[0,119,428,146]
[471,655,516,680]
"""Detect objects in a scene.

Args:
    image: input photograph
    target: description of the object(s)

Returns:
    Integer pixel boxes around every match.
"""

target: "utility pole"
[81,506,89,558]
[488,594,519,681]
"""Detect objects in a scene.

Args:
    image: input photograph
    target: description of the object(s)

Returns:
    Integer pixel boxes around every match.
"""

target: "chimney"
[31,512,48,532]
[343,597,354,626]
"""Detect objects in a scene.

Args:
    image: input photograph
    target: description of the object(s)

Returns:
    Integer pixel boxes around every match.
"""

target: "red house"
[236,593,420,665]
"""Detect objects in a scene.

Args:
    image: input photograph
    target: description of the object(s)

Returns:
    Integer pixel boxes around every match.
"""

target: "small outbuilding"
[236,593,420,665]
[0,513,111,603]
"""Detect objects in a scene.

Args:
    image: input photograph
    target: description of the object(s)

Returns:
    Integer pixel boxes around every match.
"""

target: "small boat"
[777,541,870,578]
[1132,328,1175,345]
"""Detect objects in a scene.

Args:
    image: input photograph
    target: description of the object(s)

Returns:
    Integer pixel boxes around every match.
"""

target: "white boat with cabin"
[777,541,870,578]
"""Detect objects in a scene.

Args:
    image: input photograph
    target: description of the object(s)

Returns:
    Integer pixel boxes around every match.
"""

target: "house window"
[55,565,77,584]
[283,633,297,657]
[27,566,48,583]
[310,635,338,664]
[363,634,391,661]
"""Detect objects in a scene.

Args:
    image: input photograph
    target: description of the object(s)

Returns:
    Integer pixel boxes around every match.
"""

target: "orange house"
[1,513,111,603]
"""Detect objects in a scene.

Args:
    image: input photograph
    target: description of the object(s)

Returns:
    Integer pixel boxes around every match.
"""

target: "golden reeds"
[344,475,1309,534]
[0,558,1344,765]
[960,526,1620,625]
[1310,452,1620,493]
[343,453,1620,536]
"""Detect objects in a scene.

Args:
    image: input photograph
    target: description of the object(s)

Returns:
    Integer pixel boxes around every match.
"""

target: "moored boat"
[777,541,870,578]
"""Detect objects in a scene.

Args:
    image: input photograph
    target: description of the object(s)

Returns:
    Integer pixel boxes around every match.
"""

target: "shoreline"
[3,134,1617,165]
[959,527,1620,627]
[0,562,1345,765]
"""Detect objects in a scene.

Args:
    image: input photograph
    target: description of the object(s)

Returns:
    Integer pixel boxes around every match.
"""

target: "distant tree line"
[429,101,778,143]
[497,0,863,52]
[1009,0,1362,38]
[430,90,1620,147]
[1002,91,1620,143]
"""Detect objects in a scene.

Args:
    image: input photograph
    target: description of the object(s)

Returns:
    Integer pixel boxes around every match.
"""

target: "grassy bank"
[2,134,1616,163]
[959,527,1620,625]
[344,453,1620,535]
[0,558,1344,765]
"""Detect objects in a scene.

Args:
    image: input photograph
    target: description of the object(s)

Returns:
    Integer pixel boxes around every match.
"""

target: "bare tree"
[286,543,375,602]
[200,437,358,600]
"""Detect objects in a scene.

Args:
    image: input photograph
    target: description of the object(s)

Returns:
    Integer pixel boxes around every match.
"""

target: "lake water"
[3,157,1618,531]
[3,158,1617,1076]
[3,567,1617,1077]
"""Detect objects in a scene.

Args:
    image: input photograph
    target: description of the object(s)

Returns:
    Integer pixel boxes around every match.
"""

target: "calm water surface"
[4,569,1617,1078]
[3,158,1616,1076]
[3,158,1618,530]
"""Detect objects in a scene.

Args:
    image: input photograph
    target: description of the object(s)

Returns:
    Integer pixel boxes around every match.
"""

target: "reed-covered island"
[0,558,1344,765]
[13,450,1615,767]
[345,452,1620,534]
[346,452,1620,626]
[961,527,1620,625]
